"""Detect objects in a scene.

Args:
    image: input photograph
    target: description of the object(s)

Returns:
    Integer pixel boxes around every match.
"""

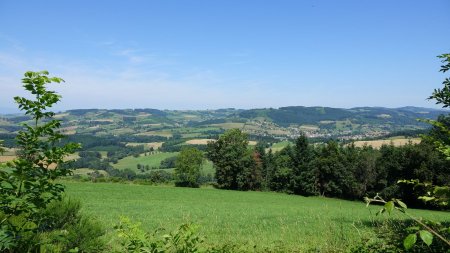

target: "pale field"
[0,152,80,167]
[242,124,261,131]
[91,119,114,122]
[54,113,69,119]
[299,125,319,131]
[1,147,17,156]
[352,138,421,149]
[210,122,245,129]
[142,123,162,127]
[126,142,164,149]
[183,114,199,119]
[0,156,16,163]
[185,139,215,145]
[267,129,290,135]
[60,126,78,135]
[136,113,151,117]
[376,114,392,118]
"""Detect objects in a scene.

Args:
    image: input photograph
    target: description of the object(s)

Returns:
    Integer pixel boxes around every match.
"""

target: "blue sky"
[0,0,449,111]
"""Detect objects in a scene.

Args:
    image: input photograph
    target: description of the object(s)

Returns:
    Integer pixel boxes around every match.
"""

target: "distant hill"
[239,106,446,126]
[1,106,448,142]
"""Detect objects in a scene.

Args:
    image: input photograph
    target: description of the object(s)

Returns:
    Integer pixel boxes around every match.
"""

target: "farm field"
[64,182,449,251]
[352,137,421,148]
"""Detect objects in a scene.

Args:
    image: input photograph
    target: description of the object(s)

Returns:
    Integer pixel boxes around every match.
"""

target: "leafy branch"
[365,194,450,250]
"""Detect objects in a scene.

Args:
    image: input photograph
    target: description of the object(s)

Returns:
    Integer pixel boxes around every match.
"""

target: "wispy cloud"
[0,38,273,110]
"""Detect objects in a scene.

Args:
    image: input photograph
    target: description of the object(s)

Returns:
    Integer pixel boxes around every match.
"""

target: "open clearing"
[64,182,450,251]
[352,138,421,148]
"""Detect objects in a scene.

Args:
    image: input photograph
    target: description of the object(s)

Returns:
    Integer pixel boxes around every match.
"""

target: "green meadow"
[64,182,449,251]
[113,152,179,171]
[112,152,215,175]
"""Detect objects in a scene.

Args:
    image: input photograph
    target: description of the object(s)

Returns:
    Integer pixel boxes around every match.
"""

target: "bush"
[38,197,105,252]
[0,197,105,252]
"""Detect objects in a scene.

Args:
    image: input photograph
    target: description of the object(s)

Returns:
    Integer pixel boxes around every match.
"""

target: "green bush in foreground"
[0,197,105,252]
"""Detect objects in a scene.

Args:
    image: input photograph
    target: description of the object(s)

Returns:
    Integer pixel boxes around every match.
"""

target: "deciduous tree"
[175,147,204,187]
[206,129,253,190]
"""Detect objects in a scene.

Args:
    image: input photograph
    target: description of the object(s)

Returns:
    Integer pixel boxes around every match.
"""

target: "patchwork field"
[64,182,450,251]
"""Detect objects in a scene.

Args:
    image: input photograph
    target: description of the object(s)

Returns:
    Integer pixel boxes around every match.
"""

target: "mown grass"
[113,152,179,171]
[64,182,449,251]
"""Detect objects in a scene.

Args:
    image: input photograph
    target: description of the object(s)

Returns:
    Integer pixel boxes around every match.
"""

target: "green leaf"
[396,199,407,209]
[384,201,394,215]
[419,230,433,246]
[404,233,417,250]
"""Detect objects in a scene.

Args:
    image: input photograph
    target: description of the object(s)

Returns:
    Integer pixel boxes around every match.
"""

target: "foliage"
[175,147,204,188]
[160,156,177,169]
[36,197,105,252]
[426,53,450,159]
[114,216,203,253]
[365,194,450,250]
[0,71,80,250]
[361,54,450,251]
[206,129,254,190]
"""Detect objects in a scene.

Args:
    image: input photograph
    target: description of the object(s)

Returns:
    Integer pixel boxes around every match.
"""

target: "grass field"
[64,182,449,251]
[113,152,179,171]
[269,141,292,152]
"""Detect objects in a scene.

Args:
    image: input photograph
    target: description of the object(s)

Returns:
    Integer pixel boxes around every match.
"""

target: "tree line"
[206,124,450,209]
